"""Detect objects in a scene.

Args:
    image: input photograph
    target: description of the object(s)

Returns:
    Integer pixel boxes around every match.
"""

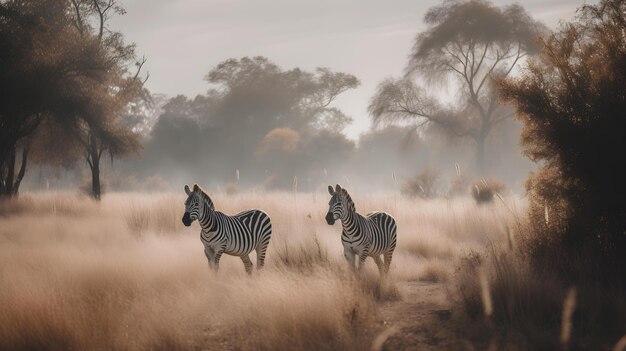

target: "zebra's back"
[365,211,397,256]
[212,210,272,256]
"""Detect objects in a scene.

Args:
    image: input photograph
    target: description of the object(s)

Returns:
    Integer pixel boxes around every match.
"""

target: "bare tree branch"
[70,0,84,35]
[373,0,547,170]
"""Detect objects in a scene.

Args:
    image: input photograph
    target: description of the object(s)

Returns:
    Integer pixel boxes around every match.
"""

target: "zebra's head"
[325,184,355,225]
[182,184,213,226]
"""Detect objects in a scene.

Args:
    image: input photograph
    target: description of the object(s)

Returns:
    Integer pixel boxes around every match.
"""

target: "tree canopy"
[136,57,358,189]
[0,0,145,198]
[0,0,109,196]
[370,0,546,173]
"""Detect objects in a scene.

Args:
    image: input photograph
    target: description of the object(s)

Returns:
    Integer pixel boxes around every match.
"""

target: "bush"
[451,2,626,348]
[401,171,438,198]
[453,244,626,350]
[499,0,626,261]
[470,179,505,204]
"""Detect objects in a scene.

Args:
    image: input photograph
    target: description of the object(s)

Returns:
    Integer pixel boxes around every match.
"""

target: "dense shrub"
[401,171,438,198]
[470,179,505,204]
[451,1,626,349]
[500,0,626,264]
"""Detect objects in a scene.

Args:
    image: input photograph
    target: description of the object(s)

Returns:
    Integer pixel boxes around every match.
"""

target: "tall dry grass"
[451,220,626,350]
[0,191,521,350]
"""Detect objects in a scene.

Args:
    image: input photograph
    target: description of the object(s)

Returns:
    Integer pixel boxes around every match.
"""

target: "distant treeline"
[21,55,534,194]
[3,0,543,197]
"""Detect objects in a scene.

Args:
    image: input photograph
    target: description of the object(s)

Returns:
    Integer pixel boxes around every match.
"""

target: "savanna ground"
[0,191,524,350]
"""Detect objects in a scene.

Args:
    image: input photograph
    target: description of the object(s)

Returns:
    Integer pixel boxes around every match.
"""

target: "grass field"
[0,191,522,350]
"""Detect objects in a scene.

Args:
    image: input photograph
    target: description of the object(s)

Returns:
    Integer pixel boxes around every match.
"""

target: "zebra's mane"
[196,186,215,209]
[340,189,356,213]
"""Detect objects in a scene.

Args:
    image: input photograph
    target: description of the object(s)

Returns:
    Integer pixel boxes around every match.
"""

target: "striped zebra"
[182,184,272,274]
[325,184,397,275]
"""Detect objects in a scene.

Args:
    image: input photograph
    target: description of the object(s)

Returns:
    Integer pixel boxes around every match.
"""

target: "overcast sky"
[111,0,588,139]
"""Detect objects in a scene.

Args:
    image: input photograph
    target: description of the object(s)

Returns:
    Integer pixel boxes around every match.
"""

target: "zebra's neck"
[341,210,360,236]
[198,198,216,233]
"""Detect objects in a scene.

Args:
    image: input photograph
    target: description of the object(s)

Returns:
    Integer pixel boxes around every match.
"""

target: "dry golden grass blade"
[560,287,577,349]
[479,268,493,318]
[371,327,399,351]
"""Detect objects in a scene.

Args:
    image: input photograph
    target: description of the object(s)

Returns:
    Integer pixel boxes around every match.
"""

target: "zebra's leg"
[241,254,253,275]
[204,247,216,272]
[343,247,356,271]
[357,251,368,272]
[213,249,225,272]
[383,250,394,273]
[373,255,384,275]
[255,242,269,270]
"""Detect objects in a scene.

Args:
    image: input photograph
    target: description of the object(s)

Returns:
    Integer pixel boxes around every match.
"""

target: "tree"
[499,0,626,260]
[369,0,546,173]
[136,57,358,189]
[0,0,110,197]
[206,57,358,187]
[205,57,358,133]
[68,0,146,200]
[121,89,159,138]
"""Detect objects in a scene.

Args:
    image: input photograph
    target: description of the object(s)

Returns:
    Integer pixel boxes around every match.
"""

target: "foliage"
[450,1,626,348]
[0,0,106,196]
[205,57,358,132]
[68,0,146,200]
[453,238,626,349]
[0,0,144,199]
[257,128,301,156]
[136,57,358,190]
[401,171,439,198]
[499,0,626,265]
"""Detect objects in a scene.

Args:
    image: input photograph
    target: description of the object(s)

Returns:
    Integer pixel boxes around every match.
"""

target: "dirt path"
[374,281,473,351]
[200,280,474,351]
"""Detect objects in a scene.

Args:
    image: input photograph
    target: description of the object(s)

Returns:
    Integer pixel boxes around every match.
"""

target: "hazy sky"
[112,0,587,139]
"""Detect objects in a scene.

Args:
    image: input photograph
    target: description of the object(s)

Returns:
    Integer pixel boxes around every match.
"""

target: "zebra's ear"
[328,185,335,195]
[184,184,191,195]
[193,184,200,192]
[335,184,342,192]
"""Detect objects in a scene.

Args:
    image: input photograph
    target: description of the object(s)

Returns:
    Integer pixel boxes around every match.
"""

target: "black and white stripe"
[182,184,272,274]
[325,184,397,275]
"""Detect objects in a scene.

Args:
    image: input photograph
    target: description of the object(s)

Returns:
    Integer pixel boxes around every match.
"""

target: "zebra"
[182,184,272,274]
[325,184,397,275]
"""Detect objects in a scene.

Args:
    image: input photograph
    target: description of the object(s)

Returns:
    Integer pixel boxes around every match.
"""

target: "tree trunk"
[13,148,29,196]
[0,149,16,198]
[91,160,101,200]
[88,133,102,201]
[0,148,30,198]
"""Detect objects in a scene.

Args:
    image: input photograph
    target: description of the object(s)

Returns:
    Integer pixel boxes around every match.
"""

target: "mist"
[20,54,535,195]
[11,0,567,196]
[6,1,626,350]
